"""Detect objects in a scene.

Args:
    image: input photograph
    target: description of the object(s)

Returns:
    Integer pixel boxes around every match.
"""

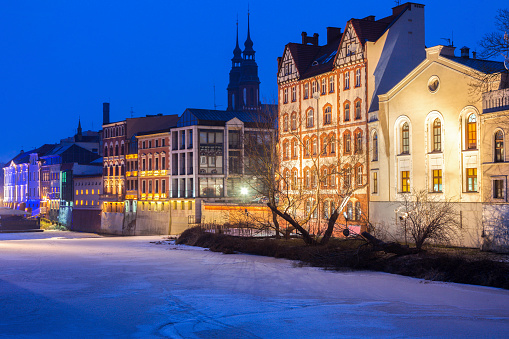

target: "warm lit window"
[344,103,350,121]
[466,168,477,192]
[401,122,410,154]
[495,130,504,162]
[346,201,353,220]
[401,171,410,193]
[307,109,314,127]
[433,169,442,192]
[324,106,332,125]
[292,170,298,189]
[372,172,378,193]
[356,166,363,185]
[283,141,289,159]
[467,114,477,149]
[494,180,504,199]
[329,76,335,93]
[355,69,361,87]
[344,167,351,188]
[433,119,441,152]
[292,86,296,102]
[354,201,361,220]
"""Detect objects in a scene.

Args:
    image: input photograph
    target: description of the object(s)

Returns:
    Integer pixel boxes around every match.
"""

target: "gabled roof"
[7,144,55,166]
[441,55,507,73]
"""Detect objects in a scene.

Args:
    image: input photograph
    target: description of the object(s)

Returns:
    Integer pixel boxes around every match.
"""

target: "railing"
[199,223,274,238]
[483,88,509,113]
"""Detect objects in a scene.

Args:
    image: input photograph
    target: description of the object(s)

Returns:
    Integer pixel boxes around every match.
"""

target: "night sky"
[1,0,507,164]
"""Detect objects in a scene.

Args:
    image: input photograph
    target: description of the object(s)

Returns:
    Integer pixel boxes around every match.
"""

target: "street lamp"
[343,211,350,237]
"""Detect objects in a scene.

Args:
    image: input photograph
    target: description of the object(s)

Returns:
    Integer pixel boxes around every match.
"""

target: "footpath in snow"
[1,232,508,338]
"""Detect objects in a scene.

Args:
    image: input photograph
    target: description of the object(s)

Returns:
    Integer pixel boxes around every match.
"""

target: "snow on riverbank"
[1,232,508,338]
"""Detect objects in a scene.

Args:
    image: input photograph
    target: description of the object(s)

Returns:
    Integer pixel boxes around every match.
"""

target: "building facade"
[277,2,425,235]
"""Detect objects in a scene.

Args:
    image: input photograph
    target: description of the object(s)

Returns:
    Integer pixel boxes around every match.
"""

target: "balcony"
[100,193,125,201]
[483,88,509,113]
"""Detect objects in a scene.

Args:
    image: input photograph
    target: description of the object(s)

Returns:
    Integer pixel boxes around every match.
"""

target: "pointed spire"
[243,8,254,56]
[232,16,242,67]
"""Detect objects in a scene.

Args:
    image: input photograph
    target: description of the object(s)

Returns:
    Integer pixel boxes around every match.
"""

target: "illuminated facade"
[277,2,425,233]
[72,174,102,232]
[370,44,509,248]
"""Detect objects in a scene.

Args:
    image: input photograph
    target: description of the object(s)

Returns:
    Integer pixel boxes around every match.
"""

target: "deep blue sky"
[1,0,507,164]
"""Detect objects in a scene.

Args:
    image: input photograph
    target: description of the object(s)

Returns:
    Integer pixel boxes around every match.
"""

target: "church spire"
[232,17,242,67]
[77,118,82,136]
[243,8,254,58]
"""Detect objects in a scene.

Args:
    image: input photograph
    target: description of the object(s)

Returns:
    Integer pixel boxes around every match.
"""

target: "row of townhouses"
[3,3,509,250]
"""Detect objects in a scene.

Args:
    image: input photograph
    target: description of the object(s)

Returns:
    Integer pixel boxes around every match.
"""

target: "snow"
[1,232,508,338]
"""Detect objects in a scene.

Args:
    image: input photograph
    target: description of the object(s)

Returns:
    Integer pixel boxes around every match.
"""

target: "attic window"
[312,61,319,66]
[428,76,440,93]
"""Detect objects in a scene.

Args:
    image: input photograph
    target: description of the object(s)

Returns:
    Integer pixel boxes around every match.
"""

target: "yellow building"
[370,44,509,249]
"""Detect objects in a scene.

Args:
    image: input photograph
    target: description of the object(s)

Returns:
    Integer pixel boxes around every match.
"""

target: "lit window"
[401,171,410,193]
[466,168,477,192]
[467,114,477,149]
[344,167,351,188]
[433,169,442,192]
[431,119,442,152]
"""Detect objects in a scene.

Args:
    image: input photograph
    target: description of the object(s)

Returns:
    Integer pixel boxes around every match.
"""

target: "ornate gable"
[278,47,299,83]
[335,23,364,67]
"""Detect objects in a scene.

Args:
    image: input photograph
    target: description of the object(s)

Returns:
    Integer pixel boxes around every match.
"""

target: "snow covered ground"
[1,232,508,338]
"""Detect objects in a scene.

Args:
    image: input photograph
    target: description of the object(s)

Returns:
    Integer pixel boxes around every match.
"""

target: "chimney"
[460,46,470,58]
[103,102,110,125]
[472,51,477,59]
[326,27,342,44]
[301,32,319,46]
[392,2,409,16]
[363,15,375,21]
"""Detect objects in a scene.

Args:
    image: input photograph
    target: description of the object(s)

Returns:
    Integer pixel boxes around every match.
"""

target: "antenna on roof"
[213,84,223,110]
[441,31,454,47]
[130,107,134,118]
[394,0,401,5]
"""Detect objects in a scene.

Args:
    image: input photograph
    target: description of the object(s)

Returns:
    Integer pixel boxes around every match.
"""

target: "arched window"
[292,139,298,158]
[324,106,332,125]
[283,115,289,132]
[401,122,409,154]
[355,131,362,153]
[354,201,361,220]
[323,201,330,219]
[433,119,441,152]
[355,101,361,120]
[291,113,297,130]
[283,140,289,159]
[312,137,318,155]
[495,130,504,162]
[344,132,351,154]
[467,114,477,149]
[292,170,298,189]
[344,167,351,188]
[307,109,314,128]
[372,132,378,161]
[115,144,119,156]
[344,103,350,121]
[284,170,290,190]
[104,146,108,157]
[346,201,353,220]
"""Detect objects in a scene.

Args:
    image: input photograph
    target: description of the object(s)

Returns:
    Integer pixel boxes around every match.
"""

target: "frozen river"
[1,231,508,338]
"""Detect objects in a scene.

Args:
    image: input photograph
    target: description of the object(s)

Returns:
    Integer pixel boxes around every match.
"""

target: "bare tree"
[479,9,509,60]
[400,189,460,250]
[243,100,368,245]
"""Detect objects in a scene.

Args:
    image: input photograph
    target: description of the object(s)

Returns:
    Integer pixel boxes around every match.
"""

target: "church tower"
[227,20,243,111]
[238,10,260,111]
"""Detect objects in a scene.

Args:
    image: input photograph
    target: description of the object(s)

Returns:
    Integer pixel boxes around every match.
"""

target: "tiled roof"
[8,144,55,165]
[442,55,507,73]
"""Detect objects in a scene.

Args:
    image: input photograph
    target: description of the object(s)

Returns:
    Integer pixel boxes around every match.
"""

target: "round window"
[428,76,440,93]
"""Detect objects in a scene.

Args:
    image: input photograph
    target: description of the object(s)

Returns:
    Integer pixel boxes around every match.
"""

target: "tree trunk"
[271,209,281,239]
[320,210,339,245]
[361,232,419,255]
[267,203,317,245]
